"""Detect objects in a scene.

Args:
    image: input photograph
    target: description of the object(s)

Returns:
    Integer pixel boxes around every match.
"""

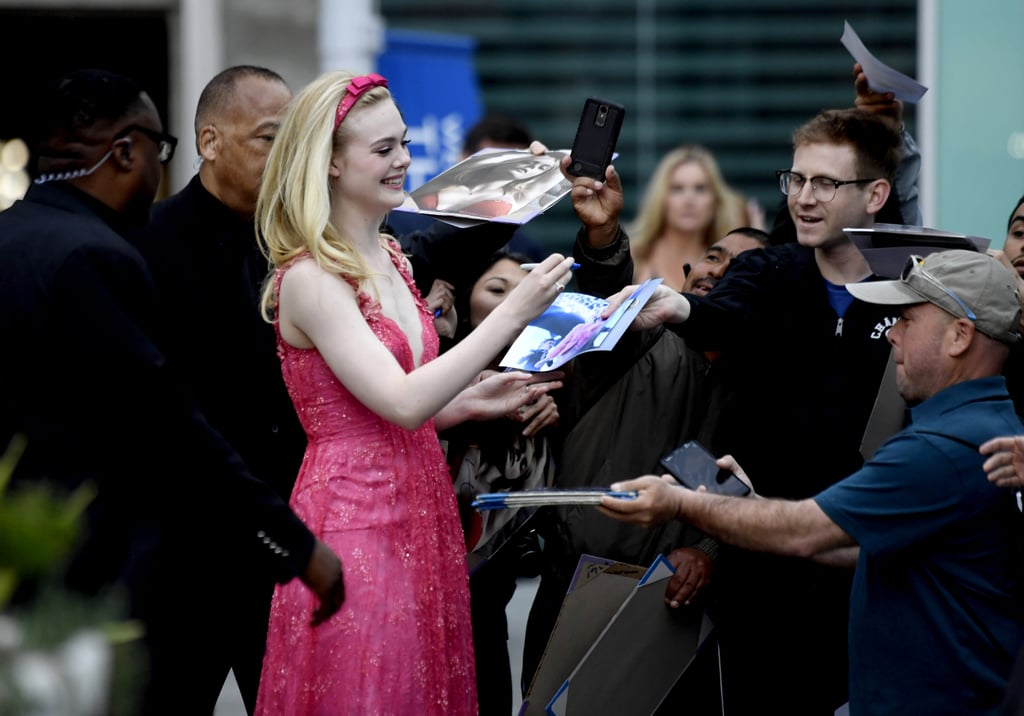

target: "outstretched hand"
[465,369,564,435]
[598,474,682,527]
[601,283,691,331]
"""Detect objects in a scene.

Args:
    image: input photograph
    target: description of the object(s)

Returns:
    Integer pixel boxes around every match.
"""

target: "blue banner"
[377,29,483,191]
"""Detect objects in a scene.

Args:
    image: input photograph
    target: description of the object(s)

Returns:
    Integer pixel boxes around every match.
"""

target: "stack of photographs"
[472,488,638,511]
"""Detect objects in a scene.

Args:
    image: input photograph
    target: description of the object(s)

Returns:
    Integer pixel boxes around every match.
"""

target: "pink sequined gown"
[255,249,477,715]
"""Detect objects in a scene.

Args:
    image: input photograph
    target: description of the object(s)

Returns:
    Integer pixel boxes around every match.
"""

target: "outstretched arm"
[279,254,575,430]
[598,474,855,561]
[854,62,921,226]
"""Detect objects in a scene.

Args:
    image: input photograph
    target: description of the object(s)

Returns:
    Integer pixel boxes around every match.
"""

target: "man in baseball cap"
[599,248,1024,713]
[848,249,1021,347]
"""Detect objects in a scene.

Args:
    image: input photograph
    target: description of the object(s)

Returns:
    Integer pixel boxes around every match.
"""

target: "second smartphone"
[659,440,751,497]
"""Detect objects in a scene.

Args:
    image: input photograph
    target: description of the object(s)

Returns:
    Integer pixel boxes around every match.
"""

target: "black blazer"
[134,175,306,502]
[0,183,314,604]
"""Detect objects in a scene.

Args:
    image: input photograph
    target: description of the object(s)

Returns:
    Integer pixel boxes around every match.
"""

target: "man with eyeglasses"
[0,69,344,713]
[602,249,1024,715]
[585,105,906,714]
[680,107,905,716]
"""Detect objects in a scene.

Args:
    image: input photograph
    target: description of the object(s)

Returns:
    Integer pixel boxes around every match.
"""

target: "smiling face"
[469,257,527,328]
[1004,199,1024,277]
[663,161,717,235]
[330,99,410,214]
[683,231,765,296]
[788,142,879,250]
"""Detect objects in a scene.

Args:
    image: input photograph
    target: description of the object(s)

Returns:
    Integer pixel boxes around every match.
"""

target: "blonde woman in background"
[628,145,761,291]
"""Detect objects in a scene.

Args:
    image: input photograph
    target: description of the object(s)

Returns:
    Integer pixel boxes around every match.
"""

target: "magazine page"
[393,148,573,227]
[499,278,663,372]
[840,21,927,103]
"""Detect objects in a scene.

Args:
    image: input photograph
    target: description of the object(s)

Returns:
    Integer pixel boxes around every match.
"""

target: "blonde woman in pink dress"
[252,71,574,715]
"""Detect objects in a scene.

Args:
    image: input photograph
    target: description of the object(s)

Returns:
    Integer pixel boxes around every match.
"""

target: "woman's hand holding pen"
[498,254,577,328]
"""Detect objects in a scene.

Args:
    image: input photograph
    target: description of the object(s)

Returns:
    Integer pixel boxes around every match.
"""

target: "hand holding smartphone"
[567,97,625,180]
[659,440,751,497]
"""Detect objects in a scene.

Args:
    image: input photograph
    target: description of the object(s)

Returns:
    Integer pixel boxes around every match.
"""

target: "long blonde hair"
[628,145,746,262]
[257,71,394,320]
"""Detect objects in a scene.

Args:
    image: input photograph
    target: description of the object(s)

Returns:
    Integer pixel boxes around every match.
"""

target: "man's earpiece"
[683,263,692,278]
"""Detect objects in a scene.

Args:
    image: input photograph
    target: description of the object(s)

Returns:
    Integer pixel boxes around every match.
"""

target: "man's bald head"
[194,66,286,144]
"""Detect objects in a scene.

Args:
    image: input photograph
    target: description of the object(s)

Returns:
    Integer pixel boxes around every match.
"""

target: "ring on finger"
[554,281,565,293]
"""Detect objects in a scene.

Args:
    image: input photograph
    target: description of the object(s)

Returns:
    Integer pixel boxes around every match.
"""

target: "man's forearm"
[811,545,860,569]
[676,491,854,560]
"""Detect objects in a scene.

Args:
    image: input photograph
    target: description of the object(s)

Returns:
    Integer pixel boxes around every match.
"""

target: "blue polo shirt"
[815,377,1024,716]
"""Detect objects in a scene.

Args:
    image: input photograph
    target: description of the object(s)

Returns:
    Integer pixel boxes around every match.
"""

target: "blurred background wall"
[1,0,1021,250]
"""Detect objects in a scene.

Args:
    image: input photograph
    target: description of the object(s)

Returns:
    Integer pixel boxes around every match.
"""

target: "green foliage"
[0,436,144,714]
[0,435,95,608]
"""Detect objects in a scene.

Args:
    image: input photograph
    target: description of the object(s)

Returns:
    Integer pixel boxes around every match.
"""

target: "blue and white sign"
[377,29,483,191]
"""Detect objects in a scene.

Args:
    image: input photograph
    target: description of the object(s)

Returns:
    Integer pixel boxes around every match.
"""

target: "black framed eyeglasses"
[776,170,879,203]
[116,124,178,164]
[900,254,977,322]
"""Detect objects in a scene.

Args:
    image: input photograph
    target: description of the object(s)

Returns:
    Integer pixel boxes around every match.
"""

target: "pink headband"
[333,73,389,131]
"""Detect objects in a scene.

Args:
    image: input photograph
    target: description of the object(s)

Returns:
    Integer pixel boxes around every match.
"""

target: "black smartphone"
[659,440,751,497]
[567,97,625,180]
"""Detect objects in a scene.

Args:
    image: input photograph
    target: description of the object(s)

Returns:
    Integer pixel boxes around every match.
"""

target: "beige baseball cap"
[846,249,1021,344]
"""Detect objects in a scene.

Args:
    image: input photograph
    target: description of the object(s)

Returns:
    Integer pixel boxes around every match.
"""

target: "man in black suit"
[0,69,343,714]
[133,65,304,712]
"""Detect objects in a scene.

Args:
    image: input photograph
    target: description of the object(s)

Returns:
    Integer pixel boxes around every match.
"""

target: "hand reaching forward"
[601,284,692,332]
[465,369,564,435]
[301,538,346,626]
[598,474,683,527]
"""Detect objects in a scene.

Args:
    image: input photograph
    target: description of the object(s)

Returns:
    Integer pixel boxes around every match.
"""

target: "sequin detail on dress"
[255,241,477,715]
